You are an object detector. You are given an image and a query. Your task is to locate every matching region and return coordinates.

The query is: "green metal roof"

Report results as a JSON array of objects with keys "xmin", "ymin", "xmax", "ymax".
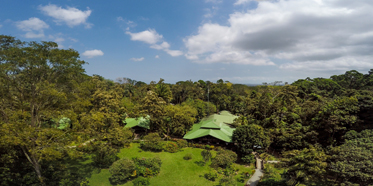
[
  {"xmin": 124, "ymin": 116, "xmax": 150, "ymax": 129},
  {"xmin": 183, "ymin": 110, "xmax": 237, "ymax": 143}
]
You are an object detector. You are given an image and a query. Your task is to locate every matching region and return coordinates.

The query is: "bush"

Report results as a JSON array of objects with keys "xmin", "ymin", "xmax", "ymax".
[
  {"xmin": 204, "ymin": 170, "xmax": 218, "ymax": 181},
  {"xmin": 201, "ymin": 149, "xmax": 212, "ymax": 164},
  {"xmin": 132, "ymin": 176, "xmax": 150, "ymax": 186},
  {"xmin": 133, "ymin": 157, "xmax": 162, "ymax": 177},
  {"xmin": 242, "ymin": 154, "xmax": 255, "ymax": 164},
  {"xmin": 109, "ymin": 158, "xmax": 136, "ymax": 184},
  {"xmin": 183, "ymin": 153, "xmax": 193, "ymax": 160},
  {"xmin": 165, "ymin": 142, "xmax": 179, "ymax": 153},
  {"xmin": 211, "ymin": 149, "xmax": 237, "ymax": 169},
  {"xmin": 92, "ymin": 142, "xmax": 119, "ymax": 168},
  {"xmin": 140, "ymin": 133, "xmax": 163, "ymax": 152},
  {"xmin": 219, "ymin": 176, "xmax": 236, "ymax": 186},
  {"xmin": 176, "ymin": 139, "xmax": 188, "ymax": 148}
]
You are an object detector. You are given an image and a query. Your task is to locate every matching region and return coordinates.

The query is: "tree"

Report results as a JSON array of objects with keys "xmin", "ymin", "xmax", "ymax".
[
  {"xmin": 109, "ymin": 158, "xmax": 136, "ymax": 184},
  {"xmin": 0, "ymin": 35, "xmax": 86, "ymax": 185},
  {"xmin": 328, "ymin": 130, "xmax": 373, "ymax": 185},
  {"xmin": 162, "ymin": 104, "xmax": 197, "ymax": 137},
  {"xmin": 282, "ymin": 146, "xmax": 328, "ymax": 186},
  {"xmin": 139, "ymin": 91, "xmax": 166, "ymax": 132},
  {"xmin": 155, "ymin": 78, "xmax": 172, "ymax": 103},
  {"xmin": 211, "ymin": 149, "xmax": 237, "ymax": 169},
  {"xmin": 232, "ymin": 124, "xmax": 271, "ymax": 154}
]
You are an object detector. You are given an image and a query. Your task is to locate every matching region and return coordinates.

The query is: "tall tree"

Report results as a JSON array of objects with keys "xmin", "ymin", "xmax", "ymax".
[{"xmin": 0, "ymin": 35, "xmax": 86, "ymax": 185}]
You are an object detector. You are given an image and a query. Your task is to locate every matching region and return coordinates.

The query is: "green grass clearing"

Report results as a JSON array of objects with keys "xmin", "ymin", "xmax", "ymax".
[{"xmin": 87, "ymin": 143, "xmax": 255, "ymax": 186}]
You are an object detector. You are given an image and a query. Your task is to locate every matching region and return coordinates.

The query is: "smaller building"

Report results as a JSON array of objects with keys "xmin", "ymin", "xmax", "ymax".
[
  {"xmin": 124, "ymin": 116, "xmax": 150, "ymax": 133},
  {"xmin": 183, "ymin": 111, "xmax": 238, "ymax": 143}
]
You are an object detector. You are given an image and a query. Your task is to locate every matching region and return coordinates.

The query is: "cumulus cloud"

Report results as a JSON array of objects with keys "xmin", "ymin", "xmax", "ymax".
[
  {"xmin": 39, "ymin": 4, "xmax": 92, "ymax": 28},
  {"xmin": 184, "ymin": 0, "xmax": 373, "ymax": 70},
  {"xmin": 82, "ymin": 50, "xmax": 104, "ymax": 58},
  {"xmin": 130, "ymin": 57, "xmax": 145, "ymax": 61},
  {"xmin": 126, "ymin": 29, "xmax": 162, "ymax": 44},
  {"xmin": 155, "ymin": 55, "xmax": 160, "ymax": 58},
  {"xmin": 16, "ymin": 17, "xmax": 49, "ymax": 38},
  {"xmin": 127, "ymin": 29, "xmax": 183, "ymax": 57}
]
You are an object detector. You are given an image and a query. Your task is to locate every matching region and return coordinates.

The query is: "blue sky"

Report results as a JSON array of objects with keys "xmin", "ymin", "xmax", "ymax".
[{"xmin": 1, "ymin": 0, "xmax": 373, "ymax": 84}]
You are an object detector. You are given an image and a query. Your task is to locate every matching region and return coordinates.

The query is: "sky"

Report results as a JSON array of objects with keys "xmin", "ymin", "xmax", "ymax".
[{"xmin": 1, "ymin": 0, "xmax": 373, "ymax": 84}]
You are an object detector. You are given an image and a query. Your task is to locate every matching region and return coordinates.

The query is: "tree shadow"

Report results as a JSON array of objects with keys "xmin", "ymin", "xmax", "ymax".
[
  {"xmin": 61, "ymin": 156, "xmax": 98, "ymax": 183},
  {"xmin": 194, "ymin": 160, "xmax": 206, "ymax": 166}
]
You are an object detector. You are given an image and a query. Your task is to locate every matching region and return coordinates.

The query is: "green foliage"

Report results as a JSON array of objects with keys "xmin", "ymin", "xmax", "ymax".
[
  {"xmin": 175, "ymin": 139, "xmax": 188, "ymax": 148},
  {"xmin": 219, "ymin": 175, "xmax": 236, "ymax": 186},
  {"xmin": 162, "ymin": 104, "xmax": 197, "ymax": 137},
  {"xmin": 132, "ymin": 157, "xmax": 162, "ymax": 177},
  {"xmin": 140, "ymin": 133, "xmax": 163, "ymax": 152},
  {"xmin": 204, "ymin": 169, "xmax": 218, "ymax": 181},
  {"xmin": 183, "ymin": 153, "xmax": 193, "ymax": 160},
  {"xmin": 282, "ymin": 146, "xmax": 328, "ymax": 186},
  {"xmin": 328, "ymin": 129, "xmax": 373, "ymax": 185},
  {"xmin": 241, "ymin": 154, "xmax": 256, "ymax": 164},
  {"xmin": 232, "ymin": 124, "xmax": 271, "ymax": 154},
  {"xmin": 92, "ymin": 142, "xmax": 119, "ymax": 168},
  {"xmin": 201, "ymin": 149, "xmax": 212, "ymax": 164},
  {"xmin": 182, "ymin": 98, "xmax": 217, "ymax": 121},
  {"xmin": 164, "ymin": 142, "xmax": 179, "ymax": 153},
  {"xmin": 132, "ymin": 176, "xmax": 150, "ymax": 186},
  {"xmin": 106, "ymin": 127, "xmax": 133, "ymax": 148},
  {"xmin": 109, "ymin": 158, "xmax": 136, "ymax": 184},
  {"xmin": 211, "ymin": 150, "xmax": 237, "ymax": 169}
]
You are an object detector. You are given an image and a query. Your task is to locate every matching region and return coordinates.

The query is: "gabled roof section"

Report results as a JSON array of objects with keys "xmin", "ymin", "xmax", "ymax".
[
  {"xmin": 124, "ymin": 116, "xmax": 150, "ymax": 129},
  {"xmin": 183, "ymin": 110, "xmax": 238, "ymax": 143}
]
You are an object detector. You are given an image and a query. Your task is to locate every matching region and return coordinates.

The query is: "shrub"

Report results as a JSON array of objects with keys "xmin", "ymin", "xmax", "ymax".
[
  {"xmin": 132, "ymin": 176, "xmax": 150, "ymax": 186},
  {"xmin": 92, "ymin": 142, "xmax": 119, "ymax": 168},
  {"xmin": 165, "ymin": 142, "xmax": 179, "ymax": 153},
  {"xmin": 183, "ymin": 153, "xmax": 193, "ymax": 160},
  {"xmin": 109, "ymin": 158, "xmax": 136, "ymax": 184},
  {"xmin": 201, "ymin": 149, "xmax": 212, "ymax": 164},
  {"xmin": 237, "ymin": 170, "xmax": 251, "ymax": 183},
  {"xmin": 242, "ymin": 154, "xmax": 255, "ymax": 164},
  {"xmin": 219, "ymin": 176, "xmax": 236, "ymax": 186},
  {"xmin": 205, "ymin": 145, "xmax": 211, "ymax": 150},
  {"xmin": 140, "ymin": 133, "xmax": 163, "ymax": 152},
  {"xmin": 133, "ymin": 157, "xmax": 162, "ymax": 177},
  {"xmin": 211, "ymin": 149, "xmax": 237, "ymax": 169},
  {"xmin": 176, "ymin": 139, "xmax": 188, "ymax": 148},
  {"xmin": 204, "ymin": 170, "xmax": 218, "ymax": 181}
]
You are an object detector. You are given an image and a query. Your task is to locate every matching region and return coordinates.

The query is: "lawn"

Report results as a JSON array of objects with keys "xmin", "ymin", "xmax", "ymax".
[{"xmin": 87, "ymin": 143, "xmax": 255, "ymax": 186}]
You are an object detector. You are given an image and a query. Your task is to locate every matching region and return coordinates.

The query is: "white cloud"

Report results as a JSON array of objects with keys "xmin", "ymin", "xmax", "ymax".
[
  {"xmin": 117, "ymin": 16, "xmax": 136, "ymax": 29},
  {"xmin": 16, "ymin": 17, "xmax": 49, "ymax": 38},
  {"xmin": 127, "ymin": 29, "xmax": 183, "ymax": 57},
  {"xmin": 0, "ymin": 24, "xmax": 3, "ymax": 28},
  {"xmin": 155, "ymin": 55, "xmax": 160, "ymax": 58},
  {"xmin": 126, "ymin": 29, "xmax": 162, "ymax": 44},
  {"xmin": 150, "ymin": 41, "xmax": 170, "ymax": 50},
  {"xmin": 164, "ymin": 49, "xmax": 183, "ymax": 57},
  {"xmin": 130, "ymin": 57, "xmax": 144, "ymax": 61},
  {"xmin": 184, "ymin": 0, "xmax": 373, "ymax": 70},
  {"xmin": 39, "ymin": 4, "xmax": 92, "ymax": 28},
  {"xmin": 82, "ymin": 50, "xmax": 104, "ymax": 58},
  {"xmin": 234, "ymin": 0, "xmax": 250, "ymax": 5}
]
